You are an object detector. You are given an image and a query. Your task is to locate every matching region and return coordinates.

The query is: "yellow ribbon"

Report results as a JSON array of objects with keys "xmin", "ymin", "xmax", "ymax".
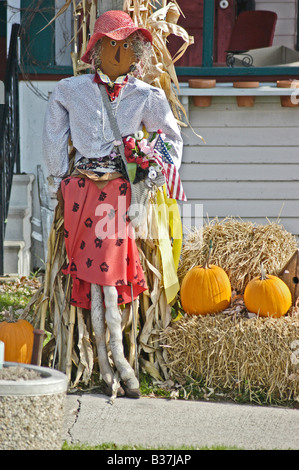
[{"xmin": 155, "ymin": 186, "xmax": 182, "ymax": 304}]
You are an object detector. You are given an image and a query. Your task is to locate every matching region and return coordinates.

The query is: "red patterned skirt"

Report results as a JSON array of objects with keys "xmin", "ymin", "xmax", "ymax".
[{"xmin": 61, "ymin": 176, "xmax": 147, "ymax": 309}]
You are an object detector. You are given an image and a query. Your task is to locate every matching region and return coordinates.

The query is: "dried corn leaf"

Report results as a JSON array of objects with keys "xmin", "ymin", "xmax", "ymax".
[
  {"xmin": 140, "ymin": 357, "xmax": 163, "ymax": 381},
  {"xmin": 73, "ymin": 307, "xmax": 94, "ymax": 386}
]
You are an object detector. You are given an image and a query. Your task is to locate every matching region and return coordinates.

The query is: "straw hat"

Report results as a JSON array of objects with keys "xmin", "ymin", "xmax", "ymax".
[{"xmin": 81, "ymin": 10, "xmax": 153, "ymax": 64}]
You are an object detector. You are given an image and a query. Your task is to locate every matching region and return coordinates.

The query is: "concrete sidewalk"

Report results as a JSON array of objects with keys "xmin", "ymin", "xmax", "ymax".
[{"xmin": 62, "ymin": 393, "xmax": 299, "ymax": 450}]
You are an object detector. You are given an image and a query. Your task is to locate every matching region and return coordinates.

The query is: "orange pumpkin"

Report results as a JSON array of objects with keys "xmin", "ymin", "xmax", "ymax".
[
  {"xmin": 0, "ymin": 316, "xmax": 34, "ymax": 364},
  {"xmin": 180, "ymin": 241, "xmax": 231, "ymax": 315},
  {"xmin": 244, "ymin": 264, "xmax": 292, "ymax": 318}
]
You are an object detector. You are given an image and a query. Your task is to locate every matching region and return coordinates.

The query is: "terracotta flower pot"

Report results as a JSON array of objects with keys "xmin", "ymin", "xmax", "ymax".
[
  {"xmin": 277, "ymin": 80, "xmax": 299, "ymax": 107},
  {"xmin": 188, "ymin": 79, "xmax": 216, "ymax": 107},
  {"xmin": 233, "ymin": 81, "xmax": 260, "ymax": 107}
]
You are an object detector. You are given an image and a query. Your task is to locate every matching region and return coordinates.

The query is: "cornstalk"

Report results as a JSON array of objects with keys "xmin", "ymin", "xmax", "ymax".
[
  {"xmin": 66, "ymin": 305, "xmax": 76, "ymax": 382},
  {"xmin": 33, "ymin": 0, "xmax": 190, "ymax": 384},
  {"xmin": 82, "ymin": 0, "xmax": 87, "ymax": 54}
]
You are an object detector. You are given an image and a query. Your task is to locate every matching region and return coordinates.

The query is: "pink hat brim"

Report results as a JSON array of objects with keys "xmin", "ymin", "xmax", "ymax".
[{"xmin": 80, "ymin": 27, "xmax": 152, "ymax": 64}]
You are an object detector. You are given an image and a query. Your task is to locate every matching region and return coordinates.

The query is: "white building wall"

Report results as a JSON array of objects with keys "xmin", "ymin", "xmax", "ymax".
[
  {"xmin": 255, "ymin": 0, "xmax": 297, "ymax": 49},
  {"xmin": 19, "ymin": 80, "xmax": 57, "ymax": 268},
  {"xmin": 180, "ymin": 95, "xmax": 299, "ymax": 236}
]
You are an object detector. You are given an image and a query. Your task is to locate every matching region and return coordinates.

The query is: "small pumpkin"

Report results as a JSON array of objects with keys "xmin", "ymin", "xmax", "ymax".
[
  {"xmin": 180, "ymin": 241, "xmax": 231, "ymax": 315},
  {"xmin": 244, "ymin": 264, "xmax": 292, "ymax": 318},
  {"xmin": 0, "ymin": 309, "xmax": 34, "ymax": 364}
]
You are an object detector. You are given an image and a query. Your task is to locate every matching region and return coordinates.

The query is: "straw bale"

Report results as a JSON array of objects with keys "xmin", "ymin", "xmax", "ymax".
[
  {"xmin": 178, "ymin": 217, "xmax": 298, "ymax": 293},
  {"xmin": 162, "ymin": 304, "xmax": 299, "ymax": 404}
]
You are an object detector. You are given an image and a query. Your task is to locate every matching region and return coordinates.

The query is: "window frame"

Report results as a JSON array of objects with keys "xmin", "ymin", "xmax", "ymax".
[
  {"xmin": 20, "ymin": 0, "xmax": 73, "ymax": 76},
  {"xmin": 20, "ymin": 0, "xmax": 299, "ymax": 78},
  {"xmin": 175, "ymin": 0, "xmax": 299, "ymax": 79}
]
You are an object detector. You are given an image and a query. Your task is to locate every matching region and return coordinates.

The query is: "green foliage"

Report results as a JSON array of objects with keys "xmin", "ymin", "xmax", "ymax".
[
  {"xmin": 0, "ymin": 277, "xmax": 40, "ymax": 320},
  {"xmin": 61, "ymin": 441, "xmax": 242, "ymax": 450}
]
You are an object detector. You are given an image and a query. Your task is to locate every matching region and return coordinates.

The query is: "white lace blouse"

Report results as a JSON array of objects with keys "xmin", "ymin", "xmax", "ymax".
[{"xmin": 43, "ymin": 74, "xmax": 183, "ymax": 194}]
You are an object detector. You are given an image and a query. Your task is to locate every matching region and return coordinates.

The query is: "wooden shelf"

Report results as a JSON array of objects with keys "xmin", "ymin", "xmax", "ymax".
[{"xmin": 178, "ymin": 82, "xmax": 299, "ymax": 96}]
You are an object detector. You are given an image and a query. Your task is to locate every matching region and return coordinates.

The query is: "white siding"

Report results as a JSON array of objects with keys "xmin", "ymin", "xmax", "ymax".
[
  {"xmin": 19, "ymin": 81, "xmax": 58, "ymax": 267},
  {"xmin": 255, "ymin": 0, "xmax": 297, "ymax": 49},
  {"xmin": 180, "ymin": 95, "xmax": 299, "ymax": 235}
]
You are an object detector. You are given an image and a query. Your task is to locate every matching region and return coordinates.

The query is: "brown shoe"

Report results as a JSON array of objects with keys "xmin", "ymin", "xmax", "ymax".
[{"xmin": 121, "ymin": 381, "xmax": 141, "ymax": 399}]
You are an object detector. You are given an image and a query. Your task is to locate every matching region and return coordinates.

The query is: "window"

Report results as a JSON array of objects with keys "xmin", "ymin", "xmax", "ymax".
[
  {"xmin": 170, "ymin": 0, "xmax": 299, "ymax": 80},
  {"xmin": 20, "ymin": 0, "xmax": 72, "ymax": 75}
]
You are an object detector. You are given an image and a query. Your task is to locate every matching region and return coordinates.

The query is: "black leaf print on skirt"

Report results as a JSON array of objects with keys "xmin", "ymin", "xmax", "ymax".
[
  {"xmin": 119, "ymin": 182, "xmax": 128, "ymax": 196},
  {"xmin": 115, "ymin": 239, "xmax": 124, "ymax": 247},
  {"xmin": 70, "ymin": 261, "xmax": 77, "ymax": 272},
  {"xmin": 123, "ymin": 211, "xmax": 131, "ymax": 223},
  {"xmin": 64, "ymin": 228, "xmax": 69, "ymax": 238},
  {"xmin": 78, "ymin": 178, "xmax": 86, "ymax": 188},
  {"xmin": 100, "ymin": 262, "xmax": 109, "ymax": 272},
  {"xmin": 86, "ymin": 258, "xmax": 93, "ymax": 268},
  {"xmin": 84, "ymin": 217, "xmax": 93, "ymax": 228},
  {"xmin": 72, "ymin": 202, "xmax": 80, "ymax": 212},
  {"xmin": 95, "ymin": 237, "xmax": 103, "ymax": 248},
  {"xmin": 115, "ymin": 279, "xmax": 125, "ymax": 285},
  {"xmin": 80, "ymin": 240, "xmax": 86, "ymax": 250},
  {"xmin": 98, "ymin": 191, "xmax": 107, "ymax": 202}
]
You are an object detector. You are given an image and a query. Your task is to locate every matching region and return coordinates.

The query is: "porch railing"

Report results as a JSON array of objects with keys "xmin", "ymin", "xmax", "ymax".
[{"xmin": 0, "ymin": 23, "xmax": 21, "ymax": 275}]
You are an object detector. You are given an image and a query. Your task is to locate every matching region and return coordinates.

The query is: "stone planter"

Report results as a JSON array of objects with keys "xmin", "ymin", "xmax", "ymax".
[
  {"xmin": 0, "ymin": 362, "xmax": 68, "ymax": 450},
  {"xmin": 233, "ymin": 81, "xmax": 260, "ymax": 107},
  {"xmin": 188, "ymin": 79, "xmax": 216, "ymax": 107},
  {"xmin": 277, "ymin": 80, "xmax": 299, "ymax": 107}
]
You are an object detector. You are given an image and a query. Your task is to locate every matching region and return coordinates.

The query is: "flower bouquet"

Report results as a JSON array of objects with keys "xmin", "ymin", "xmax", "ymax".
[{"xmin": 122, "ymin": 129, "xmax": 171, "ymax": 185}]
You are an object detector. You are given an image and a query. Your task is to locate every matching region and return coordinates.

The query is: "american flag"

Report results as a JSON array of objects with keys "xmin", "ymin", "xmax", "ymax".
[
  {"xmin": 154, "ymin": 134, "xmax": 174, "ymax": 164},
  {"xmin": 153, "ymin": 136, "xmax": 187, "ymax": 202},
  {"xmin": 164, "ymin": 161, "xmax": 187, "ymax": 202}
]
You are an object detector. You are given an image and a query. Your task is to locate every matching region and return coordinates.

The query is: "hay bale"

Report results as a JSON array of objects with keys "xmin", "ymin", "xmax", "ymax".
[
  {"xmin": 162, "ymin": 309, "xmax": 299, "ymax": 404},
  {"xmin": 178, "ymin": 217, "xmax": 298, "ymax": 293}
]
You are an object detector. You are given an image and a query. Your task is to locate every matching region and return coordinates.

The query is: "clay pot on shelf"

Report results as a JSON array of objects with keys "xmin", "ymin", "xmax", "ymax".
[
  {"xmin": 188, "ymin": 79, "xmax": 216, "ymax": 107},
  {"xmin": 233, "ymin": 81, "xmax": 260, "ymax": 107},
  {"xmin": 277, "ymin": 80, "xmax": 299, "ymax": 107}
]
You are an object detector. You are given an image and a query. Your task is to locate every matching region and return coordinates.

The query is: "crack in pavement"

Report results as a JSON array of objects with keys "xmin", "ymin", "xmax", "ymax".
[{"xmin": 66, "ymin": 395, "xmax": 82, "ymax": 444}]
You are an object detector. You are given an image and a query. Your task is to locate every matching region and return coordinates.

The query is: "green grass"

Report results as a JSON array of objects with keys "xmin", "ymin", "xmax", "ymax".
[
  {"xmin": 0, "ymin": 277, "xmax": 40, "ymax": 319},
  {"xmin": 0, "ymin": 291, "xmax": 31, "ymax": 312},
  {"xmin": 61, "ymin": 441, "xmax": 243, "ymax": 450}
]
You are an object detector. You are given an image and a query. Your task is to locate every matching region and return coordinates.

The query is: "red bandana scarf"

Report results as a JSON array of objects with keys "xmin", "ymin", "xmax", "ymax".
[{"xmin": 94, "ymin": 69, "xmax": 128, "ymax": 101}]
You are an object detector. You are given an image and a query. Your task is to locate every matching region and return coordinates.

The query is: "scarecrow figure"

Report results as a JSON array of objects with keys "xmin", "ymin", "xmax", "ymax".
[{"xmin": 43, "ymin": 10, "xmax": 183, "ymax": 398}]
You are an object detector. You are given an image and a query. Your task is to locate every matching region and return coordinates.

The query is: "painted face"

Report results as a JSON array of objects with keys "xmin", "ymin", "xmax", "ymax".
[{"xmin": 100, "ymin": 36, "xmax": 136, "ymax": 81}]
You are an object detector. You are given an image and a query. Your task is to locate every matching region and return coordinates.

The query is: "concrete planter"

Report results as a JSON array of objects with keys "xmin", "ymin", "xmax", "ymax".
[{"xmin": 0, "ymin": 362, "xmax": 68, "ymax": 450}]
